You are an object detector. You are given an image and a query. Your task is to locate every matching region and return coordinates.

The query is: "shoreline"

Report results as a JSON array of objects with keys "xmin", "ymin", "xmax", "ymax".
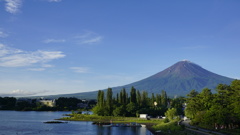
[
  {"xmin": 58, "ymin": 119, "xmax": 159, "ymax": 135},
  {"xmin": 57, "ymin": 115, "xmax": 163, "ymax": 135}
]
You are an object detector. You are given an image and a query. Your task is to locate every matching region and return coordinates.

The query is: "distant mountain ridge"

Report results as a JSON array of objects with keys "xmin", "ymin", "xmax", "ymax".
[{"xmin": 39, "ymin": 60, "xmax": 234, "ymax": 99}]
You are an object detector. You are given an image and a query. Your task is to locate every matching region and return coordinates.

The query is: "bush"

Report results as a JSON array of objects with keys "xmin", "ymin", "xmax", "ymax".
[
  {"xmin": 164, "ymin": 118, "xmax": 170, "ymax": 123},
  {"xmin": 152, "ymin": 120, "xmax": 183, "ymax": 133}
]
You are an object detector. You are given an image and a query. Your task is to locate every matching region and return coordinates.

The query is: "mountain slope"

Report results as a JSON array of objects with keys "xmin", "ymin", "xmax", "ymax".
[
  {"xmin": 40, "ymin": 61, "xmax": 234, "ymax": 99},
  {"xmin": 117, "ymin": 60, "xmax": 234, "ymax": 96}
]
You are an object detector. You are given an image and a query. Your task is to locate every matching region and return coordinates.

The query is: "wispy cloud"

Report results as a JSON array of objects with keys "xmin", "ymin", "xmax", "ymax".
[
  {"xmin": 43, "ymin": 39, "xmax": 66, "ymax": 43},
  {"xmin": 75, "ymin": 31, "xmax": 103, "ymax": 45},
  {"xmin": 4, "ymin": 0, "xmax": 62, "ymax": 14},
  {"xmin": 81, "ymin": 36, "xmax": 103, "ymax": 44},
  {"xmin": 0, "ymin": 31, "xmax": 8, "ymax": 38},
  {"xmin": 5, "ymin": 0, "xmax": 22, "ymax": 14},
  {"xmin": 28, "ymin": 68, "xmax": 46, "ymax": 71},
  {"xmin": 0, "ymin": 44, "xmax": 23, "ymax": 57},
  {"xmin": 48, "ymin": 0, "xmax": 62, "ymax": 2},
  {"xmin": 70, "ymin": 67, "xmax": 90, "ymax": 73},
  {"xmin": 0, "ymin": 43, "xmax": 65, "ymax": 67},
  {"xmin": 42, "ymin": 64, "xmax": 54, "ymax": 68},
  {"xmin": 0, "ymin": 89, "xmax": 49, "ymax": 97}
]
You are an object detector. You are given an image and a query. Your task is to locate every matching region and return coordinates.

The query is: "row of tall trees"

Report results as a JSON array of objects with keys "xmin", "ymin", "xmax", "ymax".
[
  {"xmin": 185, "ymin": 80, "xmax": 240, "ymax": 130},
  {"xmin": 93, "ymin": 87, "xmax": 185, "ymax": 117}
]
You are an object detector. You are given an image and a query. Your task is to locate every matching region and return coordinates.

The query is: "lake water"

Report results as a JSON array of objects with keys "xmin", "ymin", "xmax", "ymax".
[{"xmin": 0, "ymin": 111, "xmax": 152, "ymax": 135}]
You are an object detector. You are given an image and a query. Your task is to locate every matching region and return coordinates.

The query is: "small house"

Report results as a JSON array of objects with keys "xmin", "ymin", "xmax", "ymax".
[{"xmin": 139, "ymin": 114, "xmax": 148, "ymax": 119}]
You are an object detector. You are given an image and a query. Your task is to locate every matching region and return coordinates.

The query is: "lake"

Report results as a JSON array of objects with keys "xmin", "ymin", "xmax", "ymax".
[{"xmin": 0, "ymin": 111, "xmax": 152, "ymax": 135}]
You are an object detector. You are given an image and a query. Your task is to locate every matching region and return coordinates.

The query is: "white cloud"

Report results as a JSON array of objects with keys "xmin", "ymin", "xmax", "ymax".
[
  {"xmin": 0, "ymin": 44, "xmax": 65, "ymax": 67},
  {"xmin": 48, "ymin": 0, "xmax": 62, "ymax": 2},
  {"xmin": 27, "ymin": 64, "xmax": 54, "ymax": 71},
  {"xmin": 42, "ymin": 64, "xmax": 54, "ymax": 68},
  {"xmin": 0, "ymin": 43, "xmax": 23, "ymax": 57},
  {"xmin": 14, "ymin": 89, "xmax": 37, "ymax": 96},
  {"xmin": 75, "ymin": 31, "xmax": 103, "ymax": 45},
  {"xmin": 43, "ymin": 39, "xmax": 66, "ymax": 43},
  {"xmin": 0, "ymin": 31, "xmax": 8, "ymax": 38},
  {"xmin": 5, "ymin": 0, "xmax": 22, "ymax": 14},
  {"xmin": 0, "ymin": 89, "xmax": 49, "ymax": 97},
  {"xmin": 28, "ymin": 68, "xmax": 45, "ymax": 71},
  {"xmin": 81, "ymin": 36, "xmax": 103, "ymax": 44},
  {"xmin": 4, "ymin": 0, "xmax": 62, "ymax": 14},
  {"xmin": 70, "ymin": 67, "xmax": 90, "ymax": 73}
]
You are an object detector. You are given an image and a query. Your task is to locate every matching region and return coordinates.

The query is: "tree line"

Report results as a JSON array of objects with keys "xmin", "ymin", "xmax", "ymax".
[
  {"xmin": 92, "ymin": 87, "xmax": 185, "ymax": 117},
  {"xmin": 0, "ymin": 97, "xmax": 16, "ymax": 110},
  {"xmin": 0, "ymin": 97, "xmax": 95, "ymax": 111},
  {"xmin": 185, "ymin": 80, "xmax": 240, "ymax": 130}
]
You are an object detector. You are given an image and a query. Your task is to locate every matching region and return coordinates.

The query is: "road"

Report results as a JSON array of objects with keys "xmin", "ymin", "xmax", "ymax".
[{"xmin": 181, "ymin": 120, "xmax": 226, "ymax": 135}]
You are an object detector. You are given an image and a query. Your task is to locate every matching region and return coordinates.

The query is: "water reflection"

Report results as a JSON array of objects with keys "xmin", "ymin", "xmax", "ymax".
[
  {"xmin": 97, "ymin": 126, "xmax": 148, "ymax": 135},
  {"xmin": 0, "ymin": 111, "xmax": 150, "ymax": 135}
]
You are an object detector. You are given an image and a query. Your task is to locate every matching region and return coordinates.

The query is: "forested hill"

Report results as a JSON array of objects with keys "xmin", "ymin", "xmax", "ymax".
[{"xmin": 35, "ymin": 61, "xmax": 234, "ymax": 99}]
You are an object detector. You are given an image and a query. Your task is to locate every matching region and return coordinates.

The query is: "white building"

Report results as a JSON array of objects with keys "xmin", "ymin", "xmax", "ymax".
[
  {"xmin": 139, "ymin": 114, "xmax": 148, "ymax": 119},
  {"xmin": 38, "ymin": 99, "xmax": 56, "ymax": 107}
]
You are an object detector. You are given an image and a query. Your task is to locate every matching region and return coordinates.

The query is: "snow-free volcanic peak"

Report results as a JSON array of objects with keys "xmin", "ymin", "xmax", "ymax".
[
  {"xmin": 110, "ymin": 60, "xmax": 234, "ymax": 96},
  {"xmin": 40, "ymin": 61, "xmax": 234, "ymax": 99}
]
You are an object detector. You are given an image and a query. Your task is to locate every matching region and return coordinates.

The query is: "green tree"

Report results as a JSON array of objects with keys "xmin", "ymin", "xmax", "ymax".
[
  {"xmin": 156, "ymin": 94, "xmax": 161, "ymax": 107},
  {"xmin": 106, "ymin": 88, "xmax": 113, "ymax": 116},
  {"xmin": 94, "ymin": 90, "xmax": 105, "ymax": 116},
  {"xmin": 151, "ymin": 93, "xmax": 156, "ymax": 107},
  {"xmin": 116, "ymin": 93, "xmax": 119, "ymax": 104},
  {"xmin": 142, "ymin": 91, "xmax": 149, "ymax": 107},
  {"xmin": 0, "ymin": 97, "xmax": 16, "ymax": 110},
  {"xmin": 113, "ymin": 105, "xmax": 126, "ymax": 116},
  {"xmin": 187, "ymin": 89, "xmax": 198, "ymax": 98},
  {"xmin": 99, "ymin": 90, "xmax": 105, "ymax": 107},
  {"xmin": 185, "ymin": 90, "xmax": 200, "ymax": 119},
  {"xmin": 185, "ymin": 81, "xmax": 240, "ymax": 129},
  {"xmin": 165, "ymin": 108, "xmax": 178, "ymax": 121},
  {"xmin": 97, "ymin": 90, "xmax": 102, "ymax": 106},
  {"xmin": 92, "ymin": 105, "xmax": 106, "ymax": 116},
  {"xmin": 171, "ymin": 97, "xmax": 185, "ymax": 115},
  {"xmin": 136, "ymin": 90, "xmax": 141, "ymax": 107},
  {"xmin": 56, "ymin": 97, "xmax": 81, "ymax": 110},
  {"xmin": 161, "ymin": 90, "xmax": 168, "ymax": 108},
  {"xmin": 126, "ymin": 102, "xmax": 138, "ymax": 117},
  {"xmin": 230, "ymin": 80, "xmax": 240, "ymax": 120},
  {"xmin": 120, "ymin": 88, "xmax": 127, "ymax": 105},
  {"xmin": 120, "ymin": 90, "xmax": 123, "ymax": 104},
  {"xmin": 198, "ymin": 88, "xmax": 212, "ymax": 110},
  {"xmin": 130, "ymin": 87, "xmax": 137, "ymax": 103}
]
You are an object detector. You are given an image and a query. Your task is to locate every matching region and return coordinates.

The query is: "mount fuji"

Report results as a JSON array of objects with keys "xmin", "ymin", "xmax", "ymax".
[{"xmin": 41, "ymin": 60, "xmax": 234, "ymax": 99}]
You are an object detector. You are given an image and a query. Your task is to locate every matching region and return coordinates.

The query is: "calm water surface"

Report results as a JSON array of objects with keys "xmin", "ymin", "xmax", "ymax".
[{"xmin": 0, "ymin": 111, "xmax": 151, "ymax": 135}]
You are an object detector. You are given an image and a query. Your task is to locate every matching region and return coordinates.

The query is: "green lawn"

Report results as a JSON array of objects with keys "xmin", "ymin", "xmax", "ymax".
[
  {"xmin": 59, "ymin": 114, "xmax": 161, "ymax": 124},
  {"xmin": 59, "ymin": 114, "xmax": 184, "ymax": 134}
]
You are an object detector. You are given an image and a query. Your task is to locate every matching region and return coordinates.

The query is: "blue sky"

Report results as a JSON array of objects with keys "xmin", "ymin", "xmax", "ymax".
[{"xmin": 0, "ymin": 0, "xmax": 240, "ymax": 97}]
